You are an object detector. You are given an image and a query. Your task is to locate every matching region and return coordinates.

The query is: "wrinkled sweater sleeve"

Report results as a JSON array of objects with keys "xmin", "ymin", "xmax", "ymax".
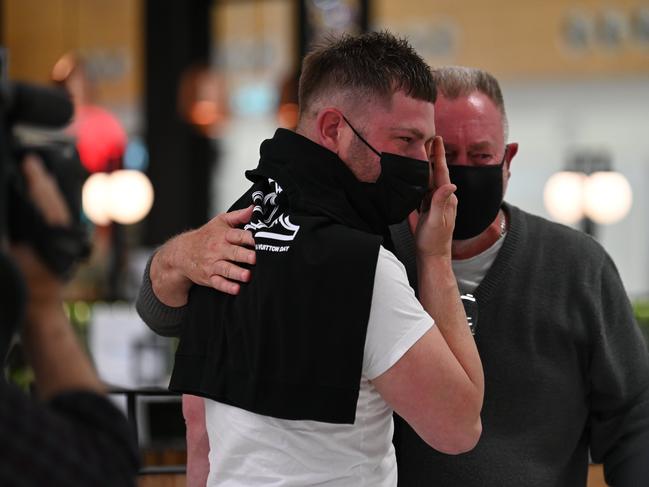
[
  {"xmin": 588, "ymin": 252, "xmax": 649, "ymax": 487},
  {"xmin": 135, "ymin": 252, "xmax": 187, "ymax": 337}
]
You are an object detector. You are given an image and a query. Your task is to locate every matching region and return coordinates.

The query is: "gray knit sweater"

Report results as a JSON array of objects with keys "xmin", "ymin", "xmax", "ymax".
[{"xmin": 392, "ymin": 204, "xmax": 649, "ymax": 487}]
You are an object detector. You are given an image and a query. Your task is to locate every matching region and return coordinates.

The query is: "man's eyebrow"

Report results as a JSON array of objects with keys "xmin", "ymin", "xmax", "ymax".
[
  {"xmin": 467, "ymin": 141, "xmax": 496, "ymax": 151},
  {"xmin": 389, "ymin": 127, "xmax": 429, "ymax": 139}
]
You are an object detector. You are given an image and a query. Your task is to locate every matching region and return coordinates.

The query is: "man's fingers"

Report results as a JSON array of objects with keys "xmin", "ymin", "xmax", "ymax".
[
  {"xmin": 222, "ymin": 205, "xmax": 255, "ymax": 227},
  {"xmin": 226, "ymin": 227, "xmax": 256, "ymax": 249},
  {"xmin": 209, "ymin": 275, "xmax": 241, "ymax": 295},
  {"xmin": 432, "ymin": 136, "xmax": 451, "ymax": 189},
  {"xmin": 407, "ymin": 210, "xmax": 419, "ymax": 235},
  {"xmin": 431, "ymin": 183, "xmax": 457, "ymax": 206},
  {"xmin": 209, "ymin": 260, "xmax": 253, "ymax": 294},
  {"xmin": 229, "ymin": 242, "xmax": 256, "ymax": 265},
  {"xmin": 212, "ymin": 261, "xmax": 251, "ymax": 284}
]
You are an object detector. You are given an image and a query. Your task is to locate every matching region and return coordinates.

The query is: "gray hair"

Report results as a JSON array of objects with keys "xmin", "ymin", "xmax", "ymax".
[{"xmin": 431, "ymin": 66, "xmax": 509, "ymax": 140}]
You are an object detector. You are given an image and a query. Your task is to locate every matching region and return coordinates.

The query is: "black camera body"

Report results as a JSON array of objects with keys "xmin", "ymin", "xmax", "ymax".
[
  {"xmin": 6, "ymin": 140, "xmax": 90, "ymax": 278},
  {"xmin": 0, "ymin": 50, "xmax": 91, "ymax": 360},
  {"xmin": 1, "ymin": 80, "xmax": 90, "ymax": 279}
]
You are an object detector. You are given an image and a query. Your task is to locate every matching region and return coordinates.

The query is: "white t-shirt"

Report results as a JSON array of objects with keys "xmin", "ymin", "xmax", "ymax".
[
  {"xmin": 452, "ymin": 233, "xmax": 506, "ymax": 294},
  {"xmin": 204, "ymin": 246, "xmax": 434, "ymax": 486}
]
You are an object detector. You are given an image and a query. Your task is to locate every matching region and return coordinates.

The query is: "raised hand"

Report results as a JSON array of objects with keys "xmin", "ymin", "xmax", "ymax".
[{"xmin": 409, "ymin": 136, "xmax": 457, "ymax": 260}]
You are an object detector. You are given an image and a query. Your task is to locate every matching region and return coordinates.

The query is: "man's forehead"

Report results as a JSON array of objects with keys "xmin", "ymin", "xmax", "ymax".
[
  {"xmin": 434, "ymin": 93, "xmax": 503, "ymax": 137},
  {"xmin": 435, "ymin": 93, "xmax": 501, "ymax": 121},
  {"xmin": 444, "ymin": 138, "xmax": 497, "ymax": 151},
  {"xmin": 369, "ymin": 92, "xmax": 434, "ymax": 128},
  {"xmin": 437, "ymin": 116, "xmax": 502, "ymax": 132}
]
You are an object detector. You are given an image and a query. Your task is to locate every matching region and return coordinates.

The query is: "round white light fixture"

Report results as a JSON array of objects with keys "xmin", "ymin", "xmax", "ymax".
[
  {"xmin": 544, "ymin": 170, "xmax": 632, "ymax": 226},
  {"xmin": 583, "ymin": 171, "xmax": 633, "ymax": 224},
  {"xmin": 82, "ymin": 172, "xmax": 112, "ymax": 226},
  {"xmin": 107, "ymin": 170, "xmax": 155, "ymax": 225},
  {"xmin": 543, "ymin": 171, "xmax": 587, "ymax": 224},
  {"xmin": 82, "ymin": 170, "xmax": 154, "ymax": 226}
]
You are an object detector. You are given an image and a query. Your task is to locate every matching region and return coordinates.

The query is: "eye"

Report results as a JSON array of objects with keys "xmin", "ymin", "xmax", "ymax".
[
  {"xmin": 399, "ymin": 136, "xmax": 413, "ymax": 143},
  {"xmin": 470, "ymin": 153, "xmax": 494, "ymax": 164}
]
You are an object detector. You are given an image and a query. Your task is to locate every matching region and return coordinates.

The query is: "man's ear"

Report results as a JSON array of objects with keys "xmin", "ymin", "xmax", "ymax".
[
  {"xmin": 315, "ymin": 108, "xmax": 345, "ymax": 153},
  {"xmin": 504, "ymin": 142, "xmax": 518, "ymax": 177}
]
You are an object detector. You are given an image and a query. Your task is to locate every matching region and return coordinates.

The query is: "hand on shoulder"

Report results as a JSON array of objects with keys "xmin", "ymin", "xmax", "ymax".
[{"xmin": 151, "ymin": 206, "xmax": 257, "ymax": 306}]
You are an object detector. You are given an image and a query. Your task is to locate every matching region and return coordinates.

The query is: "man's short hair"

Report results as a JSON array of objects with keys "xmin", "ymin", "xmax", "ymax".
[
  {"xmin": 298, "ymin": 31, "xmax": 436, "ymax": 119},
  {"xmin": 431, "ymin": 66, "xmax": 509, "ymax": 138}
]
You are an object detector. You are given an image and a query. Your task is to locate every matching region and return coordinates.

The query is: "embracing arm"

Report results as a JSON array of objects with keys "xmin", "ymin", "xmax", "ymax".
[{"xmin": 136, "ymin": 206, "xmax": 257, "ymax": 336}]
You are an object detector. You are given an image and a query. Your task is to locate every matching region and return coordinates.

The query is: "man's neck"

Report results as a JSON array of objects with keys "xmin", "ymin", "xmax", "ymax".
[{"xmin": 451, "ymin": 210, "xmax": 507, "ymax": 261}]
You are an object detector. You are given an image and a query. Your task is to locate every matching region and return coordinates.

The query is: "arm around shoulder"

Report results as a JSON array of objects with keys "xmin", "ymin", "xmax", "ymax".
[
  {"xmin": 136, "ymin": 251, "xmax": 188, "ymax": 337},
  {"xmin": 137, "ymin": 208, "xmax": 258, "ymax": 337}
]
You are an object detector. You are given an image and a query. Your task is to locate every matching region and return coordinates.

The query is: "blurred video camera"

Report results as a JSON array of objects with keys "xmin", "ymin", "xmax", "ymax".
[{"xmin": 0, "ymin": 48, "xmax": 90, "ymax": 280}]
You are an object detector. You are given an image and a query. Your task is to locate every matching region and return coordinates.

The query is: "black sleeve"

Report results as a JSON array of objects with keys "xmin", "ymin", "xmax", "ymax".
[
  {"xmin": 587, "ymin": 253, "xmax": 649, "ymax": 487},
  {"xmin": 0, "ymin": 382, "xmax": 139, "ymax": 486}
]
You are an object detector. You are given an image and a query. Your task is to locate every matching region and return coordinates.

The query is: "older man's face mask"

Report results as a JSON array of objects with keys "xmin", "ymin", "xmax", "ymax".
[{"xmin": 448, "ymin": 149, "xmax": 507, "ymax": 240}]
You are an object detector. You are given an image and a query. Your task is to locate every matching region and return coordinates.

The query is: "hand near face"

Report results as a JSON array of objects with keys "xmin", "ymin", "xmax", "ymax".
[{"xmin": 408, "ymin": 136, "xmax": 457, "ymax": 259}]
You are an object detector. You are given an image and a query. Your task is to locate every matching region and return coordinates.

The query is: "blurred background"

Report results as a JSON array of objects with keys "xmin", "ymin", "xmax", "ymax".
[{"xmin": 2, "ymin": 0, "xmax": 648, "ymax": 484}]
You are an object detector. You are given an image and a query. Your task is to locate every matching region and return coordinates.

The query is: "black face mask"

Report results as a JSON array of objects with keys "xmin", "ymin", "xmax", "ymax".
[
  {"xmin": 343, "ymin": 115, "xmax": 430, "ymax": 226},
  {"xmin": 448, "ymin": 150, "xmax": 506, "ymax": 240}
]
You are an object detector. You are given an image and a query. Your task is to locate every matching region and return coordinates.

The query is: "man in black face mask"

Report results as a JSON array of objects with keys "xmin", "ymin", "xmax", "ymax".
[
  {"xmin": 390, "ymin": 67, "xmax": 649, "ymax": 487},
  {"xmin": 136, "ymin": 33, "xmax": 483, "ymax": 485}
]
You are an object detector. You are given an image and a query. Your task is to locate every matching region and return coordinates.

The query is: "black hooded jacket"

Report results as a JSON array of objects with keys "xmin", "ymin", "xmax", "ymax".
[{"xmin": 169, "ymin": 129, "xmax": 389, "ymax": 424}]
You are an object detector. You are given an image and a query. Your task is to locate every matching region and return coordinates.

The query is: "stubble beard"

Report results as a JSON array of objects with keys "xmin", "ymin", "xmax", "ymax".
[{"xmin": 346, "ymin": 134, "xmax": 380, "ymax": 183}]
